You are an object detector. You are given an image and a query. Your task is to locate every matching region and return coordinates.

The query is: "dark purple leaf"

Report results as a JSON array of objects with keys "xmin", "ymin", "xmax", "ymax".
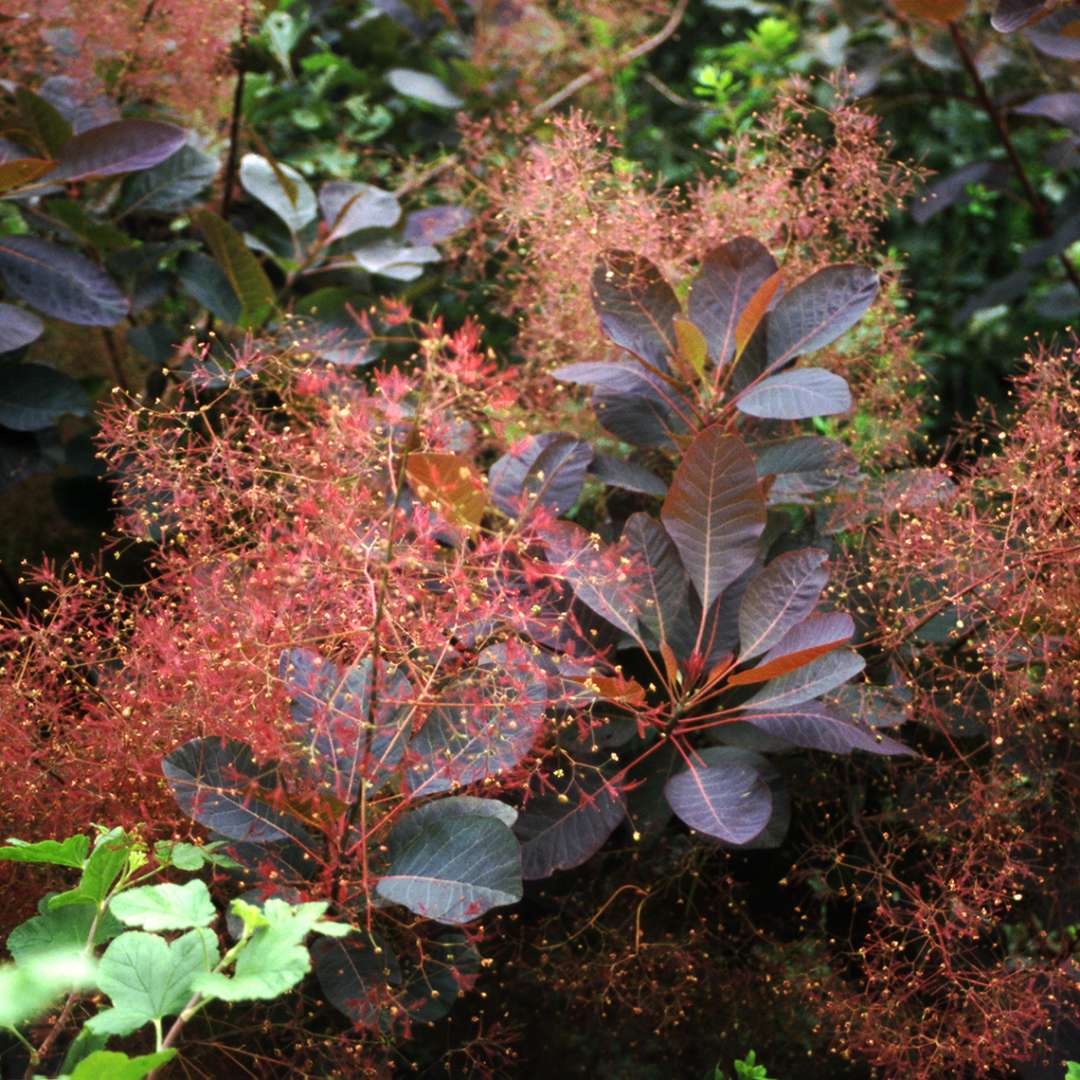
[
  {"xmin": 162, "ymin": 737, "xmax": 311, "ymax": 845},
  {"xmin": 911, "ymin": 161, "xmax": 1011, "ymax": 224},
  {"xmin": 553, "ymin": 360, "xmax": 695, "ymax": 447},
  {"xmin": 955, "ymin": 268, "xmax": 1034, "ymax": 324},
  {"xmin": 1014, "ymin": 92, "xmax": 1080, "ymax": 132},
  {"xmin": 0, "ymin": 364, "xmax": 89, "ymax": 431},
  {"xmin": 522, "ymin": 435, "xmax": 593, "ymax": 517},
  {"xmin": 319, "ymin": 180, "xmax": 401, "ymax": 241},
  {"xmin": 738, "ymin": 548, "xmax": 829, "ymax": 660},
  {"xmin": 52, "ymin": 120, "xmax": 187, "ymax": 181},
  {"xmin": 0, "ymin": 304, "xmax": 44, "ymax": 352},
  {"xmin": 0, "ymin": 236, "xmax": 128, "ymax": 326},
  {"xmin": 754, "ymin": 436, "xmax": 859, "ymax": 503},
  {"xmin": 993, "ymin": 0, "xmax": 1050, "ymax": 31},
  {"xmin": 1024, "ymin": 7, "xmax": 1080, "ymax": 57},
  {"xmin": 38, "ymin": 76, "xmax": 120, "ymax": 134},
  {"xmin": 591, "ymin": 250, "xmax": 681, "ymax": 371},
  {"xmin": 737, "ymin": 368, "xmax": 851, "ymax": 420},
  {"xmin": 401, "ymin": 931, "xmax": 480, "ymax": 1022},
  {"xmin": 405, "ymin": 667, "xmax": 545, "ymax": 797},
  {"xmin": 765, "ymin": 264, "xmax": 878, "ymax": 367},
  {"xmin": 664, "ymin": 748, "xmax": 772, "ymax": 844},
  {"xmin": 489, "ymin": 433, "xmax": 562, "ymax": 517},
  {"xmin": 119, "ymin": 144, "xmax": 219, "ymax": 216},
  {"xmin": 694, "ymin": 747, "xmax": 789, "ymax": 849},
  {"xmin": 742, "ymin": 648, "xmax": 865, "ymax": 710},
  {"xmin": 830, "ymin": 680, "xmax": 911, "ymax": 729},
  {"xmin": 279, "ymin": 649, "xmax": 413, "ymax": 798},
  {"xmin": 376, "ymin": 815, "xmax": 521, "ymax": 924},
  {"xmin": 661, "ymin": 427, "xmax": 766, "ymax": 612},
  {"xmin": 625, "ymin": 740, "xmax": 680, "ymax": 839},
  {"xmin": 541, "ymin": 519, "xmax": 643, "ymax": 640},
  {"xmin": 588, "ymin": 452, "xmax": 667, "ymax": 497},
  {"xmin": 313, "ymin": 933, "xmax": 401, "ymax": 1027},
  {"xmin": 1021, "ymin": 212, "xmax": 1080, "ymax": 268},
  {"xmin": 403, "ymin": 206, "xmax": 473, "ymax": 244},
  {"xmin": 740, "ymin": 702, "xmax": 912, "ymax": 756},
  {"xmin": 623, "ymin": 512, "xmax": 689, "ymax": 649},
  {"xmin": 515, "ymin": 776, "xmax": 625, "ymax": 879},
  {"xmin": 687, "ymin": 236, "xmax": 779, "ymax": 367}
]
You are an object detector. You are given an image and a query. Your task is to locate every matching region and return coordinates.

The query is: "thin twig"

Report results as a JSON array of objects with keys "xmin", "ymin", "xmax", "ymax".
[
  {"xmin": 530, "ymin": 0, "xmax": 689, "ymax": 119},
  {"xmin": 948, "ymin": 20, "xmax": 1080, "ymax": 299},
  {"xmin": 642, "ymin": 71, "xmax": 710, "ymax": 111}
]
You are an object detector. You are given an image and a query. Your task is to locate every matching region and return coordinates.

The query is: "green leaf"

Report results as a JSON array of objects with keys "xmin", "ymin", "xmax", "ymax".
[
  {"xmin": 14, "ymin": 86, "xmax": 72, "ymax": 156},
  {"xmin": 109, "ymin": 880, "xmax": 217, "ymax": 932},
  {"xmin": 154, "ymin": 840, "xmax": 240, "ymax": 872},
  {"xmin": 0, "ymin": 950, "xmax": 95, "ymax": 1028},
  {"xmin": 87, "ymin": 928, "xmax": 219, "ymax": 1036},
  {"xmin": 239, "ymin": 153, "xmax": 317, "ymax": 234},
  {"xmin": 0, "ymin": 835, "xmax": 89, "ymax": 868},
  {"xmin": 193, "ymin": 209, "xmax": 275, "ymax": 329},
  {"xmin": 48, "ymin": 829, "xmax": 131, "ymax": 911},
  {"xmin": 8, "ymin": 902, "xmax": 121, "ymax": 964},
  {"xmin": 59, "ymin": 1027, "xmax": 109, "ymax": 1076},
  {"xmin": 376, "ymin": 815, "xmax": 522, "ymax": 924},
  {"xmin": 69, "ymin": 1049, "xmax": 177, "ymax": 1080},
  {"xmin": 193, "ymin": 899, "xmax": 347, "ymax": 1001}
]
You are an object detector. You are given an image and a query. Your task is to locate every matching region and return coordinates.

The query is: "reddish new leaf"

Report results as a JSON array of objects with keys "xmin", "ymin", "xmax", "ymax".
[
  {"xmin": 406, "ymin": 451, "xmax": 488, "ymax": 529},
  {"xmin": 661, "ymin": 427, "xmax": 766, "ymax": 612},
  {"xmin": 729, "ymin": 612, "xmax": 854, "ymax": 685},
  {"xmin": 894, "ymin": 0, "xmax": 966, "ymax": 23},
  {"xmin": 0, "ymin": 158, "xmax": 56, "ymax": 193},
  {"xmin": 742, "ymin": 648, "xmax": 865, "ymax": 709},
  {"xmin": 734, "ymin": 269, "xmax": 784, "ymax": 358}
]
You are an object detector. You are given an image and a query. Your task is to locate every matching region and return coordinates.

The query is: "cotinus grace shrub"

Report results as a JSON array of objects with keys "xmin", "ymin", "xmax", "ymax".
[{"xmin": 0, "ymin": 242, "xmax": 908, "ymax": 1040}]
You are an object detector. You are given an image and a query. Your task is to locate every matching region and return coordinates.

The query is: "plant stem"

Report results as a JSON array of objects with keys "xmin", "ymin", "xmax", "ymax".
[
  {"xmin": 220, "ymin": 2, "xmax": 251, "ymax": 220},
  {"xmin": 948, "ymin": 20, "xmax": 1080, "ymax": 299},
  {"xmin": 530, "ymin": 0, "xmax": 689, "ymax": 119}
]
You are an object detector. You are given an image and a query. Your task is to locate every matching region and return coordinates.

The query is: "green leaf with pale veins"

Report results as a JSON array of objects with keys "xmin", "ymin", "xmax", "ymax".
[{"xmin": 109, "ymin": 880, "xmax": 217, "ymax": 932}]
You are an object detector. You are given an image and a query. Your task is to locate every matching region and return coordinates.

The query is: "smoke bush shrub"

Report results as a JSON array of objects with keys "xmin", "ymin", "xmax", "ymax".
[{"xmin": 0, "ymin": 250, "xmax": 905, "ymax": 1053}]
